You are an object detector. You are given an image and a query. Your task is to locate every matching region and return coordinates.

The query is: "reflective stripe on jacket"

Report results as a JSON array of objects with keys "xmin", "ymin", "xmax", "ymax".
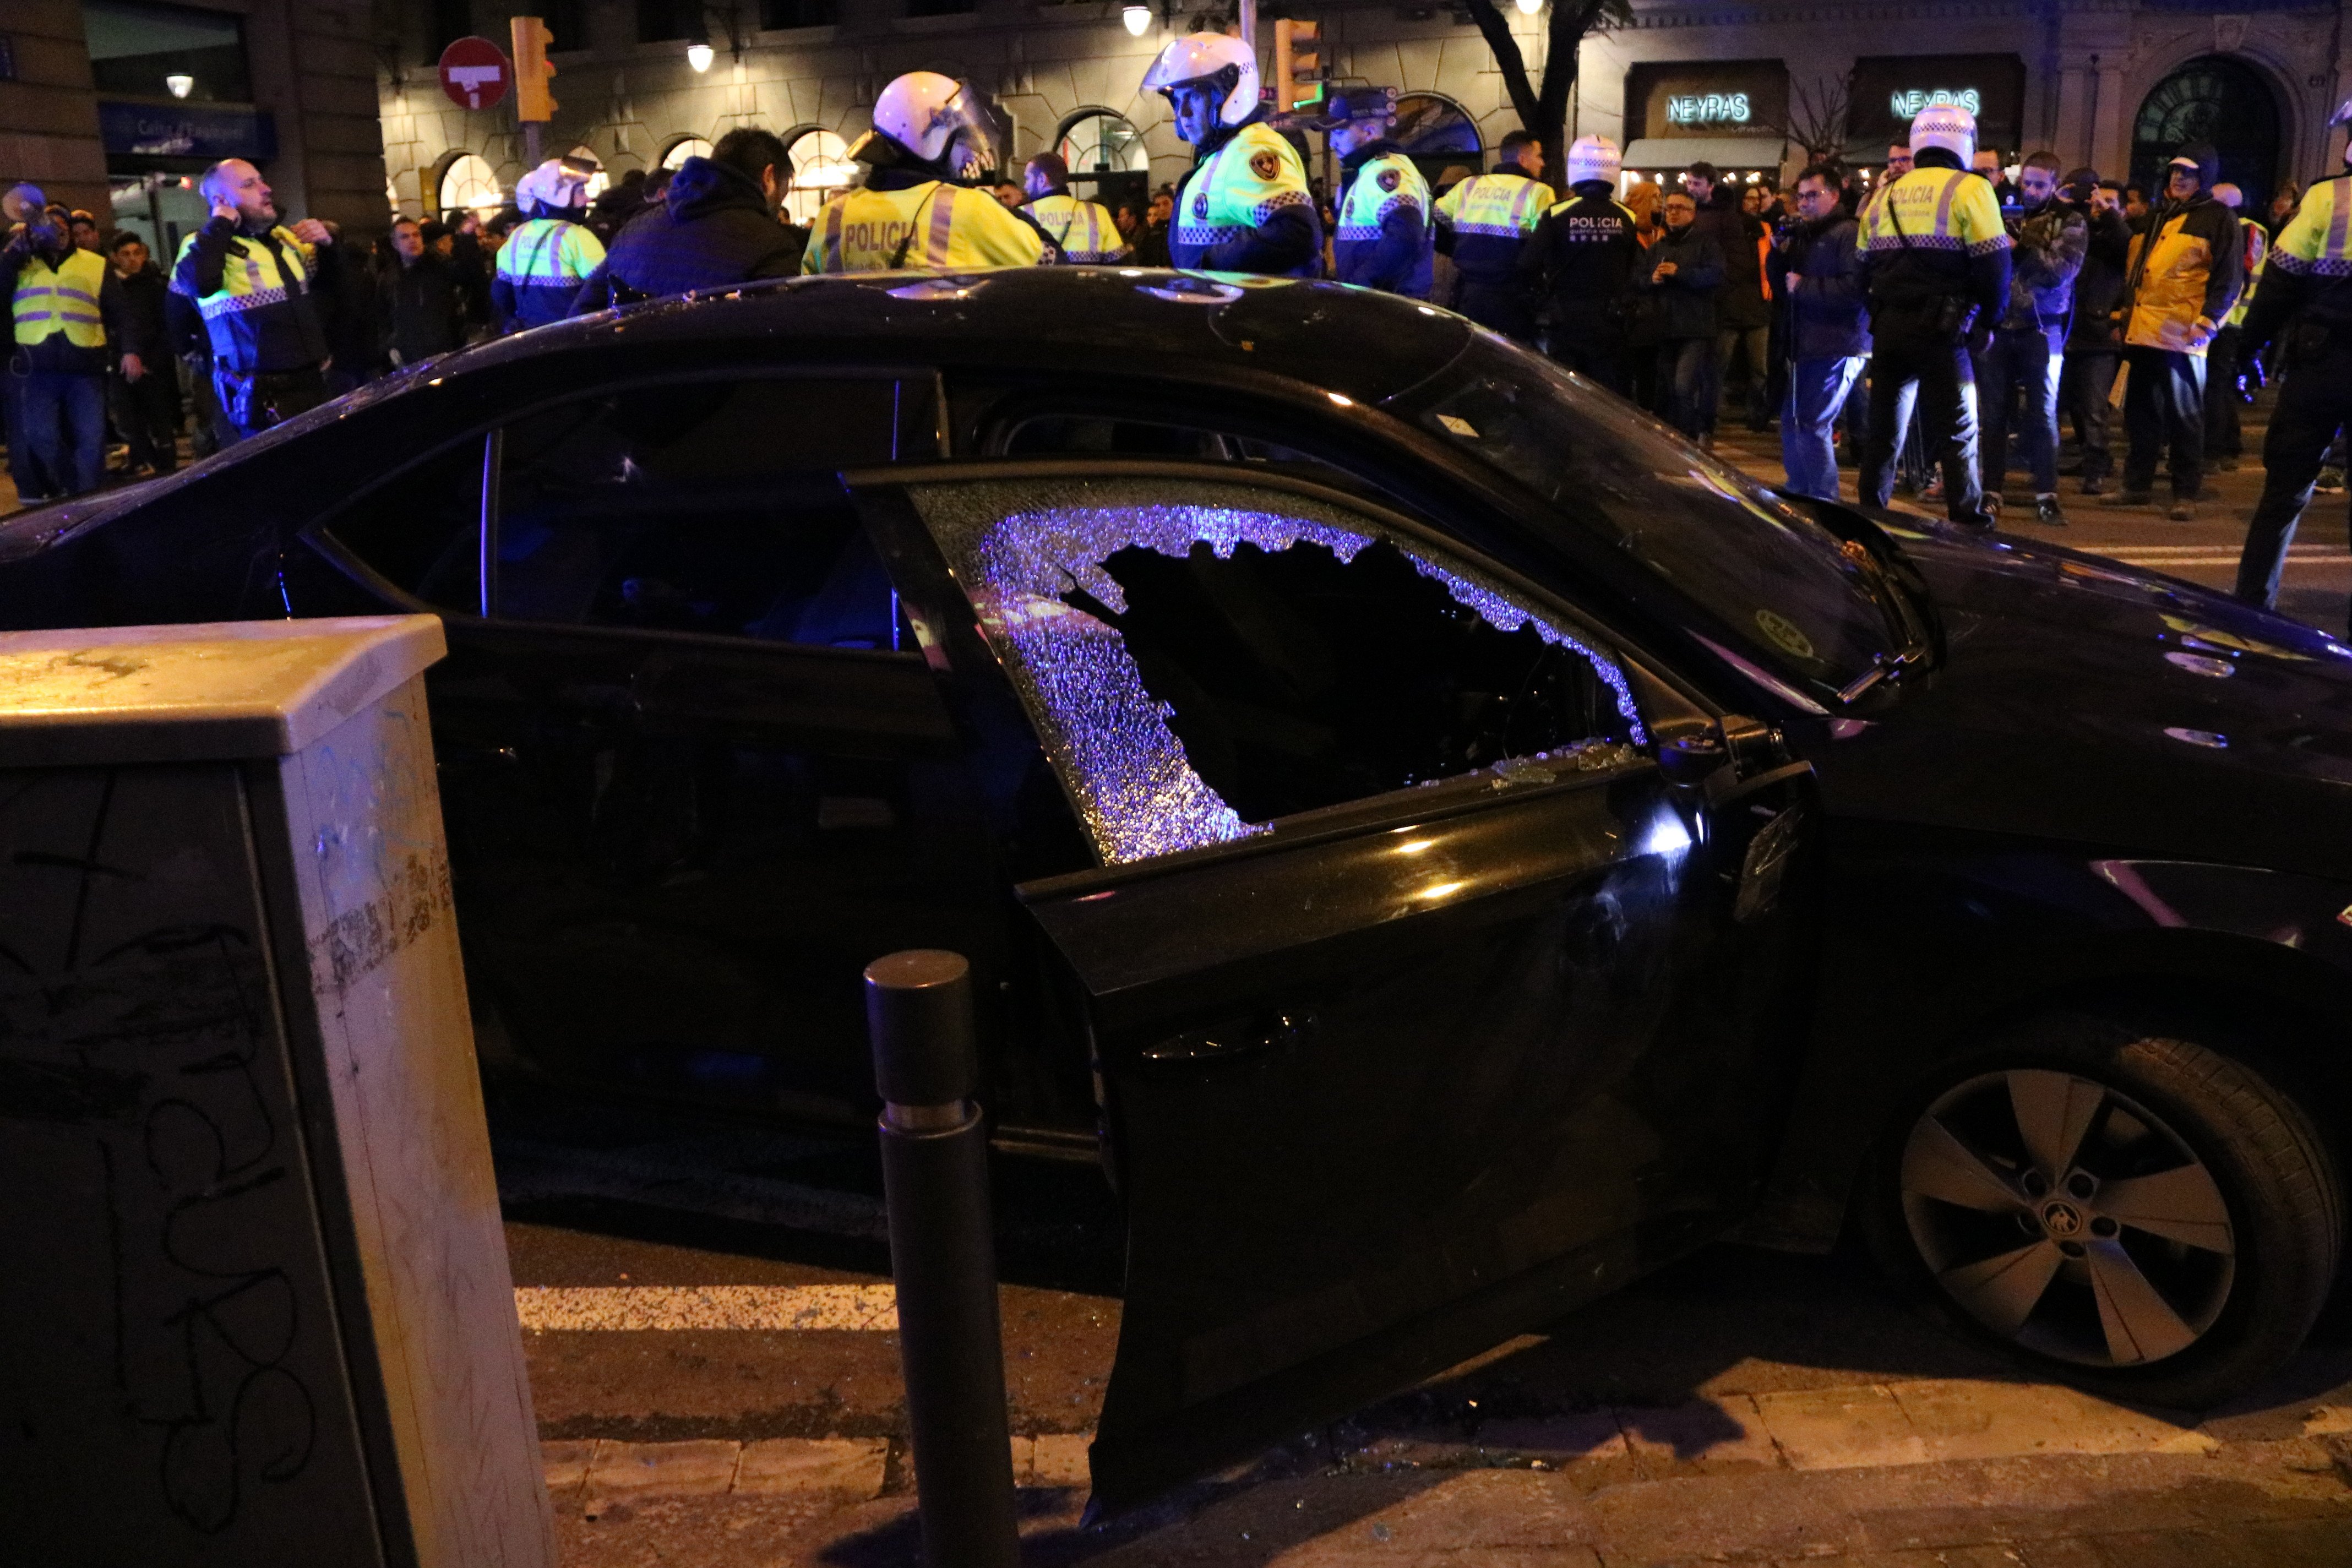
[
  {"xmin": 1028, "ymin": 194, "xmax": 1130, "ymax": 264},
  {"xmin": 1434, "ymin": 168, "xmax": 1546, "ymax": 281},
  {"xmin": 2227, "ymin": 222, "xmax": 2268, "ymax": 329},
  {"xmin": 171, "ymin": 222, "xmax": 327, "ymax": 375},
  {"xmin": 12, "ymin": 248, "xmax": 106, "ymax": 349},
  {"xmin": 2241, "ymin": 175, "xmax": 2352, "ymax": 346},
  {"xmin": 1170, "ymin": 122, "xmax": 1315, "ymax": 275},
  {"xmin": 495, "ymin": 217, "xmax": 606, "ymax": 330},
  {"xmin": 1335, "ymin": 151, "xmax": 1433, "ymax": 297},
  {"xmin": 803, "ymin": 183, "xmax": 1046, "ymax": 272}
]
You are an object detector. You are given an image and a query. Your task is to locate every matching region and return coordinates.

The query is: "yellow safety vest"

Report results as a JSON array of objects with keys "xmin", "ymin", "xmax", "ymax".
[
  {"xmin": 802, "ymin": 183, "xmax": 1046, "ymax": 273},
  {"xmin": 2264, "ymin": 177, "xmax": 2352, "ymax": 282},
  {"xmin": 2229, "ymin": 223, "xmax": 2268, "ymax": 329},
  {"xmin": 1026, "ymin": 193, "xmax": 1129, "ymax": 264},
  {"xmin": 1170, "ymin": 122, "xmax": 1314, "ymax": 273},
  {"xmin": 12, "ymin": 247, "xmax": 106, "ymax": 349},
  {"xmin": 1434, "ymin": 170, "xmax": 1547, "ymax": 241},
  {"xmin": 1854, "ymin": 166, "xmax": 2008, "ymax": 260}
]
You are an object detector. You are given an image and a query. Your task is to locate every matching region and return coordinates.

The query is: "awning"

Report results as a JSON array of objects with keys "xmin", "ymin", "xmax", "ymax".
[{"xmin": 1623, "ymin": 137, "xmax": 1787, "ymax": 174}]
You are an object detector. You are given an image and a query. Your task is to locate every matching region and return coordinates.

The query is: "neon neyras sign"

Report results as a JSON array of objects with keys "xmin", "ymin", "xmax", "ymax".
[
  {"xmin": 1667, "ymin": 92, "xmax": 1751, "ymax": 125},
  {"xmin": 1890, "ymin": 87, "xmax": 1981, "ymax": 120}
]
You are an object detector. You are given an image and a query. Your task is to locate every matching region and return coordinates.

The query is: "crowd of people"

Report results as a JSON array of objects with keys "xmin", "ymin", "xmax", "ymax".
[{"xmin": 8, "ymin": 39, "xmax": 2352, "ymax": 630}]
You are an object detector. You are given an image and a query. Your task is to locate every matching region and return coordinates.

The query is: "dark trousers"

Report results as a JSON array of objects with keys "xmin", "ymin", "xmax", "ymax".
[
  {"xmin": 2204, "ymin": 325, "xmax": 2244, "ymax": 460},
  {"xmin": 1862, "ymin": 329, "xmax": 1988, "ymax": 526},
  {"xmin": 1713, "ymin": 325, "xmax": 1770, "ymax": 433},
  {"xmin": 213, "ymin": 365, "xmax": 329, "ymax": 442},
  {"xmin": 1656, "ymin": 337, "xmax": 1714, "ymax": 439},
  {"xmin": 1455, "ymin": 276, "xmax": 1536, "ymax": 342},
  {"xmin": 2234, "ymin": 340, "xmax": 2352, "ymax": 623},
  {"xmin": 2121, "ymin": 345, "xmax": 2204, "ymax": 499},
  {"xmin": 14, "ymin": 369, "xmax": 106, "ymax": 497},
  {"xmin": 110, "ymin": 367, "xmax": 181, "ymax": 475},
  {"xmin": 1972, "ymin": 325, "xmax": 2063, "ymax": 497},
  {"xmin": 1550, "ymin": 307, "xmax": 1625, "ymax": 395},
  {"xmin": 2061, "ymin": 349, "xmax": 2120, "ymax": 481}
]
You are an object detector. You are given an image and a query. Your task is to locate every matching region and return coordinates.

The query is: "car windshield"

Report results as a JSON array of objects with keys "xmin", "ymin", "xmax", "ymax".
[{"xmin": 1389, "ymin": 340, "xmax": 1904, "ymax": 698}]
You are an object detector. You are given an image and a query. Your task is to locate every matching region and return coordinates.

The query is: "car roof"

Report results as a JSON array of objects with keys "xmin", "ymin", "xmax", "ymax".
[{"xmin": 444, "ymin": 268, "xmax": 1477, "ymax": 407}]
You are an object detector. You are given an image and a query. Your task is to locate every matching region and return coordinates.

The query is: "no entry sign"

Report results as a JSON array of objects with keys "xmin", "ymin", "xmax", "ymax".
[{"xmin": 439, "ymin": 36, "xmax": 511, "ymax": 111}]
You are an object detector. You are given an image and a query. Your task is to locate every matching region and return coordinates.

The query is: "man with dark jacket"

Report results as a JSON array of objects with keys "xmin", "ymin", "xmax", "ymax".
[
  {"xmin": 103, "ymin": 231, "xmax": 178, "ymax": 476},
  {"xmin": 1637, "ymin": 188, "xmax": 1725, "ymax": 439},
  {"xmin": 573, "ymin": 127, "xmax": 807, "ymax": 312},
  {"xmin": 1770, "ymin": 165, "xmax": 1868, "ymax": 499},
  {"xmin": 1687, "ymin": 161, "xmax": 1771, "ymax": 440},
  {"xmin": 2060, "ymin": 173, "xmax": 2131, "ymax": 494},
  {"xmin": 2106, "ymin": 142, "xmax": 2243, "ymax": 520},
  {"xmin": 1521, "ymin": 135, "xmax": 1640, "ymax": 391},
  {"xmin": 380, "ymin": 216, "xmax": 469, "ymax": 368},
  {"xmin": 1972, "ymin": 150, "xmax": 2087, "ymax": 525}
]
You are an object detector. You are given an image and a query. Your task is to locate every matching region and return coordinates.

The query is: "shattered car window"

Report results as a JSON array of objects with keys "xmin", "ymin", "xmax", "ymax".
[{"xmin": 909, "ymin": 476, "xmax": 1644, "ymax": 866}]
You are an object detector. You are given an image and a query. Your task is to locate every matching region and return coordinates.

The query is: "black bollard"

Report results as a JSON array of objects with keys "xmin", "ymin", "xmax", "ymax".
[{"xmin": 866, "ymin": 949, "xmax": 1022, "ymax": 1568}]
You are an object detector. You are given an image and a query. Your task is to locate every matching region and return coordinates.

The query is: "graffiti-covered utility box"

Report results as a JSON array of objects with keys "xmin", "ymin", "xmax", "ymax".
[{"xmin": 0, "ymin": 617, "xmax": 553, "ymax": 1568}]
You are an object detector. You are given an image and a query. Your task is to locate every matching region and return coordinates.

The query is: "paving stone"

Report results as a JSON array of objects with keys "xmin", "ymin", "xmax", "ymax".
[
  {"xmin": 540, "ymin": 1438, "xmax": 597, "ymax": 1495},
  {"xmin": 1887, "ymin": 1379, "xmax": 2214, "ymax": 1464},
  {"xmin": 1616, "ymin": 1396, "xmax": 1783, "ymax": 1474},
  {"xmin": 1476, "ymin": 1412, "xmax": 1629, "ymax": 1464},
  {"xmin": 1261, "ymin": 1470, "xmax": 1600, "ymax": 1561},
  {"xmin": 1758, "ymin": 1384, "xmax": 1932, "ymax": 1470},
  {"xmin": 733, "ymin": 1437, "xmax": 885, "ymax": 1500},
  {"xmin": 1031, "ymin": 1432, "xmax": 1092, "ymax": 1488},
  {"xmin": 584, "ymin": 1438, "xmax": 742, "ymax": 1500}
]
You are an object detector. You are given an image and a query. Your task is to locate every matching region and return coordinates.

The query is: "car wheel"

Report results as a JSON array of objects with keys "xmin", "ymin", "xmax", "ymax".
[{"xmin": 1871, "ymin": 1014, "xmax": 2341, "ymax": 1408}]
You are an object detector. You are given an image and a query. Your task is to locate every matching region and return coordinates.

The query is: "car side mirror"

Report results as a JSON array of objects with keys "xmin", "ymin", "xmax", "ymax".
[{"xmin": 1656, "ymin": 732, "xmax": 1728, "ymax": 787}]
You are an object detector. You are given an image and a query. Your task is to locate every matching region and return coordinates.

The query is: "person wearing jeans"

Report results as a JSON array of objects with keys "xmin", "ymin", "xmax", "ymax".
[
  {"xmin": 1, "ymin": 201, "xmax": 127, "ymax": 499},
  {"xmin": 1636, "ymin": 189, "xmax": 1723, "ymax": 439},
  {"xmin": 1970, "ymin": 153, "xmax": 2085, "ymax": 524},
  {"xmin": 1770, "ymin": 164, "xmax": 1869, "ymax": 499},
  {"xmin": 2059, "ymin": 176, "xmax": 2131, "ymax": 494}
]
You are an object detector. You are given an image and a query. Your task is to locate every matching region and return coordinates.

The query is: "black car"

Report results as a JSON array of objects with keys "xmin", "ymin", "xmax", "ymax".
[{"xmin": 8, "ymin": 269, "xmax": 2351, "ymax": 1507}]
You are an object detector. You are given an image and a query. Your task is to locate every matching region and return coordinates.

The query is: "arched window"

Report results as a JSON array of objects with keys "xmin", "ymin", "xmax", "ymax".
[
  {"xmin": 1392, "ymin": 94, "xmax": 1481, "ymax": 159},
  {"xmin": 2132, "ymin": 56, "xmax": 2280, "ymax": 214},
  {"xmin": 569, "ymin": 144, "xmax": 609, "ymax": 204},
  {"xmin": 783, "ymin": 128, "xmax": 856, "ymax": 226},
  {"xmin": 438, "ymin": 153, "xmax": 504, "ymax": 221},
  {"xmin": 1056, "ymin": 110, "xmax": 1148, "ymax": 177},
  {"xmin": 660, "ymin": 136, "xmax": 714, "ymax": 171}
]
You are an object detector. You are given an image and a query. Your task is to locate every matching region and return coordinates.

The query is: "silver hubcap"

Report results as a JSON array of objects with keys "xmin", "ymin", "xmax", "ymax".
[{"xmin": 1900, "ymin": 1069, "xmax": 2235, "ymax": 1368}]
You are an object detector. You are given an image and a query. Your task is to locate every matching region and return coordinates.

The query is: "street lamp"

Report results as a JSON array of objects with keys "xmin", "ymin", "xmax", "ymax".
[
  {"xmin": 687, "ymin": 40, "xmax": 715, "ymax": 72},
  {"xmin": 165, "ymin": 73, "xmax": 194, "ymax": 97},
  {"xmin": 1513, "ymin": 0, "xmax": 1538, "ymax": 14},
  {"xmin": 1121, "ymin": 3, "xmax": 1151, "ymax": 34}
]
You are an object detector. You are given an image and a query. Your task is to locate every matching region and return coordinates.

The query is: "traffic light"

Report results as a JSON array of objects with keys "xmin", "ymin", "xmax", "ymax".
[
  {"xmin": 1273, "ymin": 18, "xmax": 1324, "ymax": 113},
  {"xmin": 511, "ymin": 16, "xmax": 557, "ymax": 122}
]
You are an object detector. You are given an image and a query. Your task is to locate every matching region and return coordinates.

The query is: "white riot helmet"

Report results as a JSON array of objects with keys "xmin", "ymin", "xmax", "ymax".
[
  {"xmin": 1909, "ymin": 100, "xmax": 1977, "ymax": 165},
  {"xmin": 1142, "ymin": 32, "xmax": 1261, "ymax": 132},
  {"xmin": 515, "ymin": 156, "xmax": 596, "ymax": 216},
  {"xmin": 2333, "ymin": 94, "xmax": 2352, "ymax": 165},
  {"xmin": 859, "ymin": 70, "xmax": 1001, "ymax": 180},
  {"xmin": 1566, "ymin": 134, "xmax": 1621, "ymax": 188}
]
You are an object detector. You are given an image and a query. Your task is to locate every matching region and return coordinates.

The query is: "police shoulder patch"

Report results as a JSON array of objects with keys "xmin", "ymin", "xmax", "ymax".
[
  {"xmin": 1193, "ymin": 192, "xmax": 1210, "ymax": 220},
  {"xmin": 1250, "ymin": 150, "xmax": 1282, "ymax": 182},
  {"xmin": 1378, "ymin": 168, "xmax": 1402, "ymax": 193}
]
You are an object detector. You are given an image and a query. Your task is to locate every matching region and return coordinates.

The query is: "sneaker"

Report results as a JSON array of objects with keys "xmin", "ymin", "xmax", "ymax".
[
  {"xmin": 1923, "ymin": 475, "xmax": 1946, "ymax": 500},
  {"xmin": 2101, "ymin": 490, "xmax": 2155, "ymax": 507},
  {"xmin": 2169, "ymin": 498, "xmax": 2197, "ymax": 521},
  {"xmin": 2213, "ymin": 456, "xmax": 2240, "ymax": 473},
  {"xmin": 2081, "ymin": 475, "xmax": 2106, "ymax": 497},
  {"xmin": 2036, "ymin": 493, "xmax": 2067, "ymax": 526},
  {"xmin": 1981, "ymin": 493, "xmax": 2004, "ymax": 520},
  {"xmin": 2319, "ymin": 467, "xmax": 2348, "ymax": 496}
]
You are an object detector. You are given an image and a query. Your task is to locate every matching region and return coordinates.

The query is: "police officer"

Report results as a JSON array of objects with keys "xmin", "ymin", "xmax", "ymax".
[
  {"xmin": 494, "ymin": 156, "xmax": 606, "ymax": 333},
  {"xmin": 1320, "ymin": 88, "xmax": 1431, "ymax": 298},
  {"xmin": 1022, "ymin": 153, "xmax": 1130, "ymax": 264},
  {"xmin": 171, "ymin": 157, "xmax": 339, "ymax": 439},
  {"xmin": 802, "ymin": 72, "xmax": 1049, "ymax": 273},
  {"xmin": 1520, "ymin": 134, "xmax": 1639, "ymax": 390},
  {"xmin": 1434, "ymin": 129, "xmax": 1548, "ymax": 339},
  {"xmin": 1855, "ymin": 102, "xmax": 2012, "ymax": 529},
  {"xmin": 2234, "ymin": 99, "xmax": 2352, "ymax": 625},
  {"xmin": 1144, "ymin": 32, "xmax": 1321, "ymax": 276}
]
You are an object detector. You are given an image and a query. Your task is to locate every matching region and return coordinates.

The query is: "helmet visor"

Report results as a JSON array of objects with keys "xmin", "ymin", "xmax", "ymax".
[{"xmin": 938, "ymin": 81, "xmax": 1004, "ymax": 181}]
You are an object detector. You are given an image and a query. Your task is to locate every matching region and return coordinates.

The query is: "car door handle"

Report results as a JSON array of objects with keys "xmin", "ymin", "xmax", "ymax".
[
  {"xmin": 1140, "ymin": 1010, "xmax": 1317, "ymax": 1066},
  {"xmin": 1706, "ymin": 758, "xmax": 1815, "ymax": 810}
]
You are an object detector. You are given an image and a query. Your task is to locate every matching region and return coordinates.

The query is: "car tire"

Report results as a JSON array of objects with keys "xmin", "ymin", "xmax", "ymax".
[{"xmin": 1866, "ymin": 1012, "xmax": 2341, "ymax": 1409}]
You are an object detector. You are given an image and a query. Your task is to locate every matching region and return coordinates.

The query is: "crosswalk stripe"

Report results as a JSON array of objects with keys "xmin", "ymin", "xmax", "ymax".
[{"xmin": 515, "ymin": 1283, "xmax": 899, "ymax": 1331}]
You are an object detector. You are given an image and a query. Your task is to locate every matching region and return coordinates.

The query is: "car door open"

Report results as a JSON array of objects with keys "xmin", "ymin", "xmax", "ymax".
[{"xmin": 853, "ymin": 462, "xmax": 1818, "ymax": 1510}]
